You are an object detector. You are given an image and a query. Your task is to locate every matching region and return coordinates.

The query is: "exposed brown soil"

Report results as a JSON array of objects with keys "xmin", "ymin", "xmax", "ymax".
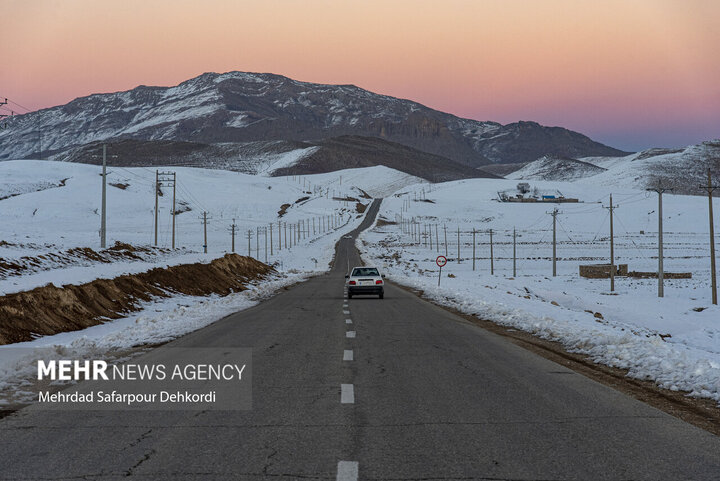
[
  {"xmin": 397, "ymin": 283, "xmax": 720, "ymax": 436},
  {"xmin": 277, "ymin": 203, "xmax": 291, "ymax": 217},
  {"xmin": 0, "ymin": 254, "xmax": 273, "ymax": 345},
  {"xmin": 356, "ymin": 202, "xmax": 367, "ymax": 214},
  {"xmin": 375, "ymin": 217, "xmax": 396, "ymax": 226}
]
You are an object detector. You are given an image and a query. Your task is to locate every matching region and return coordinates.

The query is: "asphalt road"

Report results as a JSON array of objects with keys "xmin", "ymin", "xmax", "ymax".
[{"xmin": 1, "ymin": 199, "xmax": 719, "ymax": 480}]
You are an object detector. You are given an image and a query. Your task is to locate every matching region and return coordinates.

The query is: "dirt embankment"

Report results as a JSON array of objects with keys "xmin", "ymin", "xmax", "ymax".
[{"xmin": 0, "ymin": 254, "xmax": 273, "ymax": 345}]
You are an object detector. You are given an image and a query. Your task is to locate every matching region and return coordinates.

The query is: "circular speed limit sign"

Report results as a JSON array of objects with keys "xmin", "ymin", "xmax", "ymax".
[{"xmin": 436, "ymin": 255, "xmax": 447, "ymax": 268}]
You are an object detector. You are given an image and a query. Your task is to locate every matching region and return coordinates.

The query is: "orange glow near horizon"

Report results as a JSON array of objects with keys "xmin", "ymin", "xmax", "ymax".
[{"xmin": 1, "ymin": 0, "xmax": 718, "ymax": 150}]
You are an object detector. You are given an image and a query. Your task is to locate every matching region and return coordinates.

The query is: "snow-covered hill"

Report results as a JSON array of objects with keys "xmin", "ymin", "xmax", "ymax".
[
  {"xmin": 0, "ymin": 160, "xmax": 422, "ymax": 295},
  {"xmin": 503, "ymin": 140, "xmax": 720, "ymax": 196},
  {"xmin": 506, "ymin": 155, "xmax": 606, "ymax": 181},
  {"xmin": 577, "ymin": 141, "xmax": 720, "ymax": 194}
]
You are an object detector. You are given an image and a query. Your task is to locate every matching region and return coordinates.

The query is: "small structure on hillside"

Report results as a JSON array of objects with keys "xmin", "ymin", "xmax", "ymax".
[{"xmin": 497, "ymin": 183, "xmax": 579, "ymax": 203}]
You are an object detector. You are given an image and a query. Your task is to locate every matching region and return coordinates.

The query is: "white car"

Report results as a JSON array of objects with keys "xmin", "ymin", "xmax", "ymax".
[{"xmin": 346, "ymin": 266, "xmax": 385, "ymax": 299}]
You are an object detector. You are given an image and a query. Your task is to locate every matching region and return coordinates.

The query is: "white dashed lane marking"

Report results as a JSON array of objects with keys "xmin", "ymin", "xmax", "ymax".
[
  {"xmin": 340, "ymin": 384, "xmax": 355, "ymax": 404},
  {"xmin": 343, "ymin": 350, "xmax": 353, "ymax": 361},
  {"xmin": 346, "ymin": 331, "xmax": 356, "ymax": 338},
  {"xmin": 343, "ymin": 310, "xmax": 350, "ymax": 315},
  {"xmin": 345, "ymin": 319, "xmax": 352, "ymax": 324},
  {"xmin": 336, "ymin": 461, "xmax": 359, "ymax": 481}
]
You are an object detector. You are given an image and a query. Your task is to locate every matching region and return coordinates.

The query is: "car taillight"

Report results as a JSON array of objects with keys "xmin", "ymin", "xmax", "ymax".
[
  {"xmin": 349, "ymin": 280, "xmax": 356, "ymax": 285},
  {"xmin": 375, "ymin": 280, "xmax": 383, "ymax": 284}
]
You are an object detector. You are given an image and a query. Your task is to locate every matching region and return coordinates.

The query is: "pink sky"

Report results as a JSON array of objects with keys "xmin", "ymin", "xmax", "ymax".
[{"xmin": 1, "ymin": 0, "xmax": 718, "ymax": 151}]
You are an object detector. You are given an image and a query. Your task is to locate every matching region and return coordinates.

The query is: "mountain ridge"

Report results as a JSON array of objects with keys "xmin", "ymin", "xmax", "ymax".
[{"xmin": 0, "ymin": 71, "xmax": 629, "ymax": 166}]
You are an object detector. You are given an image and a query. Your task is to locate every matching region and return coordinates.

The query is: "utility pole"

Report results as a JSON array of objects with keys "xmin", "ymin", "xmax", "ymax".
[
  {"xmin": 0, "ymin": 98, "xmax": 11, "ymax": 130},
  {"xmin": 472, "ymin": 228, "xmax": 476, "ymax": 271},
  {"xmin": 154, "ymin": 170, "xmax": 176, "ymax": 247},
  {"xmin": 647, "ymin": 185, "xmax": 671, "ymax": 297},
  {"xmin": 230, "ymin": 219, "xmax": 237, "ymax": 253},
  {"xmin": 549, "ymin": 208, "xmax": 560, "ymax": 276},
  {"xmin": 91, "ymin": 144, "xmax": 117, "ymax": 249},
  {"xmin": 429, "ymin": 224, "xmax": 433, "ymax": 250},
  {"xmin": 701, "ymin": 169, "xmax": 718, "ymax": 305},
  {"xmin": 264, "ymin": 226, "xmax": 268, "ymax": 263},
  {"xmin": 490, "ymin": 228, "xmax": 494, "ymax": 275},
  {"xmin": 270, "ymin": 223, "xmax": 274, "ymax": 256},
  {"xmin": 457, "ymin": 226, "xmax": 460, "ymax": 264},
  {"xmin": 100, "ymin": 144, "xmax": 107, "ymax": 248},
  {"xmin": 435, "ymin": 224, "xmax": 439, "ymax": 252},
  {"xmin": 171, "ymin": 172, "xmax": 176, "ymax": 249},
  {"xmin": 513, "ymin": 228, "xmax": 517, "ymax": 277},
  {"xmin": 444, "ymin": 225, "xmax": 448, "ymax": 257},
  {"xmin": 247, "ymin": 230, "xmax": 252, "ymax": 257},
  {"xmin": 603, "ymin": 195, "xmax": 618, "ymax": 291},
  {"xmin": 256, "ymin": 226, "xmax": 260, "ymax": 256},
  {"xmin": 154, "ymin": 170, "xmax": 159, "ymax": 246},
  {"xmin": 202, "ymin": 211, "xmax": 208, "ymax": 254}
]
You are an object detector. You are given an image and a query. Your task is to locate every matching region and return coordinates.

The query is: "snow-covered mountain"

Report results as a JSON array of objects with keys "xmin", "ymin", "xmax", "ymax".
[
  {"xmin": 0, "ymin": 71, "xmax": 627, "ymax": 167},
  {"xmin": 506, "ymin": 155, "xmax": 606, "ymax": 181}
]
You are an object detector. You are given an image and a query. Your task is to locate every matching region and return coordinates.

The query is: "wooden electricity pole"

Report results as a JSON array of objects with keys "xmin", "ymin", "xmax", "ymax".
[
  {"xmin": 230, "ymin": 219, "xmax": 237, "ymax": 253},
  {"xmin": 472, "ymin": 228, "xmax": 476, "ymax": 271},
  {"xmin": 513, "ymin": 228, "xmax": 517, "ymax": 277},
  {"xmin": 701, "ymin": 169, "xmax": 718, "ymax": 305},
  {"xmin": 457, "ymin": 226, "xmax": 460, "ymax": 264},
  {"xmin": 549, "ymin": 208, "xmax": 560, "ymax": 277},
  {"xmin": 154, "ymin": 170, "xmax": 159, "ymax": 246},
  {"xmin": 444, "ymin": 225, "xmax": 448, "ymax": 257},
  {"xmin": 603, "ymin": 195, "xmax": 618, "ymax": 291},
  {"xmin": 100, "ymin": 144, "xmax": 107, "ymax": 248},
  {"xmin": 489, "ymin": 228, "xmax": 494, "ymax": 275},
  {"xmin": 202, "ymin": 211, "xmax": 208, "ymax": 254},
  {"xmin": 154, "ymin": 170, "xmax": 176, "ymax": 247},
  {"xmin": 647, "ymin": 186, "xmax": 671, "ymax": 297},
  {"xmin": 171, "ymin": 172, "xmax": 176, "ymax": 249}
]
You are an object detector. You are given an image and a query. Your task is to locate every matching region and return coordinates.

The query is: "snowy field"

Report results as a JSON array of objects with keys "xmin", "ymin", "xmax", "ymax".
[
  {"xmin": 0, "ymin": 160, "xmax": 422, "ymax": 400},
  {"xmin": 0, "ymin": 160, "xmax": 421, "ymax": 295},
  {"xmin": 358, "ymin": 177, "xmax": 720, "ymax": 404}
]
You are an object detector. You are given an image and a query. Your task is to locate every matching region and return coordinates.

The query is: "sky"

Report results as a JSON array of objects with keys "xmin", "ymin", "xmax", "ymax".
[{"xmin": 1, "ymin": 0, "xmax": 718, "ymax": 152}]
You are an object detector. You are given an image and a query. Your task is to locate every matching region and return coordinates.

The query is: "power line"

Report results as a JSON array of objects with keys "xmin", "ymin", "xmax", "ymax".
[{"xmin": 0, "ymin": 96, "xmax": 32, "ymax": 113}]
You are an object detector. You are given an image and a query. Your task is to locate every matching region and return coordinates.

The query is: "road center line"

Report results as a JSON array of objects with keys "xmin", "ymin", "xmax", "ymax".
[
  {"xmin": 345, "ymin": 318, "xmax": 352, "ymax": 324},
  {"xmin": 336, "ymin": 461, "xmax": 359, "ymax": 481},
  {"xmin": 340, "ymin": 384, "xmax": 355, "ymax": 404},
  {"xmin": 346, "ymin": 331, "xmax": 356, "ymax": 338},
  {"xmin": 343, "ymin": 350, "xmax": 353, "ymax": 361},
  {"xmin": 343, "ymin": 310, "xmax": 350, "ymax": 315}
]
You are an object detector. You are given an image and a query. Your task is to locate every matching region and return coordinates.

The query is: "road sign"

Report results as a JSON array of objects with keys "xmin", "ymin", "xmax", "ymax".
[{"xmin": 436, "ymin": 255, "xmax": 447, "ymax": 286}]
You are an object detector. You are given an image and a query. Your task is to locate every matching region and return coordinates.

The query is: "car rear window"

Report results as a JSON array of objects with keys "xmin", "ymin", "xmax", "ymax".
[{"xmin": 352, "ymin": 268, "xmax": 379, "ymax": 276}]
